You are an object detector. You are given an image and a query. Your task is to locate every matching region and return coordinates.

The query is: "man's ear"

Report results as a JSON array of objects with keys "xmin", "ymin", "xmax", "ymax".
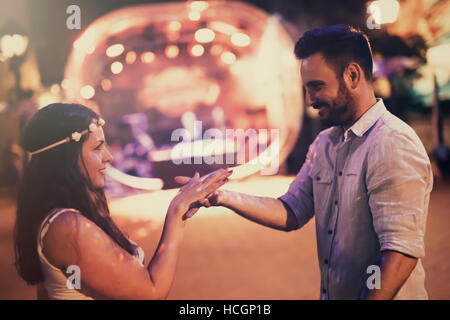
[{"xmin": 344, "ymin": 63, "xmax": 362, "ymax": 90}]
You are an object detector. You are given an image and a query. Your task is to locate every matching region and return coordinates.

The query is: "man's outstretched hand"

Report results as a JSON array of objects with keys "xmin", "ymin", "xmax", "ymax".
[{"xmin": 174, "ymin": 169, "xmax": 231, "ymax": 216}]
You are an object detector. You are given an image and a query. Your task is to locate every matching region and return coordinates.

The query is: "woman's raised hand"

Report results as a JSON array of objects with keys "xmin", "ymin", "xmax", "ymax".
[{"xmin": 168, "ymin": 168, "xmax": 232, "ymax": 220}]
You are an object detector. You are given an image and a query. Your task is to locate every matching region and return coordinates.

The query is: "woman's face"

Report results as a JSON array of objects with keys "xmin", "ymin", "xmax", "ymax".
[{"xmin": 78, "ymin": 125, "xmax": 113, "ymax": 189}]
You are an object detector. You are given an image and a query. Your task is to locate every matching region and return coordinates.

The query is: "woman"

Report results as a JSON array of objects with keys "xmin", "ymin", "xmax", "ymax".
[{"xmin": 14, "ymin": 103, "xmax": 231, "ymax": 299}]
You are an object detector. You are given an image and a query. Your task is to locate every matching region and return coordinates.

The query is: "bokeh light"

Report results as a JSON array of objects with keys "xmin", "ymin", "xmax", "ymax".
[{"xmin": 80, "ymin": 85, "xmax": 95, "ymax": 99}]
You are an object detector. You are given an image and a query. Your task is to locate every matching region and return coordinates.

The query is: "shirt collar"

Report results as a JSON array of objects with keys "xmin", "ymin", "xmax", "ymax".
[
  {"xmin": 344, "ymin": 98, "xmax": 387, "ymax": 142},
  {"xmin": 329, "ymin": 126, "xmax": 344, "ymax": 144}
]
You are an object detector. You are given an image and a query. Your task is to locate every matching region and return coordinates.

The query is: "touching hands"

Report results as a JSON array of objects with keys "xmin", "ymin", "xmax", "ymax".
[{"xmin": 168, "ymin": 168, "xmax": 232, "ymax": 220}]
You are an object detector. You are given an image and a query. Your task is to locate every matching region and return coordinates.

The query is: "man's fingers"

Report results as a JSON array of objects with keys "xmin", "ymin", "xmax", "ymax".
[
  {"xmin": 199, "ymin": 198, "xmax": 211, "ymax": 208},
  {"xmin": 206, "ymin": 191, "xmax": 220, "ymax": 205}
]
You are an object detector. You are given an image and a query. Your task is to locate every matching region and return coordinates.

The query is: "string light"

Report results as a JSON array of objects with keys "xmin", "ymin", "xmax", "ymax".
[
  {"xmin": 111, "ymin": 61, "xmax": 123, "ymax": 74},
  {"xmin": 167, "ymin": 21, "xmax": 182, "ymax": 33},
  {"xmin": 141, "ymin": 51, "xmax": 155, "ymax": 63},
  {"xmin": 101, "ymin": 79, "xmax": 112, "ymax": 91},
  {"xmin": 190, "ymin": 44, "xmax": 204, "ymax": 57},
  {"xmin": 165, "ymin": 45, "xmax": 179, "ymax": 59},
  {"xmin": 209, "ymin": 21, "xmax": 239, "ymax": 35},
  {"xmin": 106, "ymin": 44, "xmax": 124, "ymax": 57},
  {"xmin": 195, "ymin": 28, "xmax": 215, "ymax": 43},
  {"xmin": 221, "ymin": 51, "xmax": 236, "ymax": 65},
  {"xmin": 61, "ymin": 79, "xmax": 70, "ymax": 90},
  {"xmin": 188, "ymin": 1, "xmax": 208, "ymax": 12},
  {"xmin": 210, "ymin": 44, "xmax": 223, "ymax": 56},
  {"xmin": 0, "ymin": 34, "xmax": 29, "ymax": 58},
  {"xmin": 80, "ymin": 85, "xmax": 95, "ymax": 99},
  {"xmin": 125, "ymin": 51, "xmax": 137, "ymax": 64},
  {"xmin": 231, "ymin": 33, "xmax": 251, "ymax": 47},
  {"xmin": 188, "ymin": 11, "xmax": 201, "ymax": 21}
]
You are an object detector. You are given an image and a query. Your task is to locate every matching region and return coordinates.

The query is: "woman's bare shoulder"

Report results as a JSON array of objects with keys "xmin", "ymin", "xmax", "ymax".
[
  {"xmin": 42, "ymin": 209, "xmax": 101, "ymax": 268},
  {"xmin": 43, "ymin": 209, "xmax": 153, "ymax": 299}
]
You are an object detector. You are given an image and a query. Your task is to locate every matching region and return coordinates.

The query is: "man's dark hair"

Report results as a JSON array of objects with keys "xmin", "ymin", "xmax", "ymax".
[{"xmin": 294, "ymin": 25, "xmax": 373, "ymax": 81}]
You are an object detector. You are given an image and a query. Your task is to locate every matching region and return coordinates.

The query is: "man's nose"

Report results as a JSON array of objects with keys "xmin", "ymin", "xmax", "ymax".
[{"xmin": 304, "ymin": 90, "xmax": 315, "ymax": 107}]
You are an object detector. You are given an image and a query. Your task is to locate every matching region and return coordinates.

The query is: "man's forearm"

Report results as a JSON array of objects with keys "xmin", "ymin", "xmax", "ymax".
[
  {"xmin": 360, "ymin": 250, "xmax": 418, "ymax": 300},
  {"xmin": 219, "ymin": 190, "xmax": 298, "ymax": 231}
]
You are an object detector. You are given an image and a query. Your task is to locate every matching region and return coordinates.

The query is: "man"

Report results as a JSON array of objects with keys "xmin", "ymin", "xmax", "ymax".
[{"xmin": 177, "ymin": 25, "xmax": 432, "ymax": 299}]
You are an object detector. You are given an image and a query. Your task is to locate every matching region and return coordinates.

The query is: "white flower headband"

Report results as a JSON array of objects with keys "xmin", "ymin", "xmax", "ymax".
[{"xmin": 30, "ymin": 118, "xmax": 105, "ymax": 156}]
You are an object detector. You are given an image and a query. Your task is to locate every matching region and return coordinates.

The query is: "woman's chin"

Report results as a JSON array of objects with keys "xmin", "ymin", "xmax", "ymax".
[{"xmin": 93, "ymin": 179, "xmax": 105, "ymax": 189}]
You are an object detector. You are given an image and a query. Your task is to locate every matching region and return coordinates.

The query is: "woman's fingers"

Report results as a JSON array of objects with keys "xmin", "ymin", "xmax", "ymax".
[
  {"xmin": 177, "ymin": 174, "xmax": 228, "ymax": 220},
  {"xmin": 175, "ymin": 167, "xmax": 231, "ymax": 186},
  {"xmin": 174, "ymin": 169, "xmax": 230, "ymax": 216},
  {"xmin": 179, "ymin": 172, "xmax": 200, "ymax": 191},
  {"xmin": 183, "ymin": 194, "xmax": 214, "ymax": 219},
  {"xmin": 192, "ymin": 171, "xmax": 200, "ymax": 180},
  {"xmin": 201, "ymin": 177, "xmax": 228, "ymax": 197},
  {"xmin": 174, "ymin": 172, "xmax": 218, "ymax": 188},
  {"xmin": 183, "ymin": 207, "xmax": 199, "ymax": 220},
  {"xmin": 174, "ymin": 176, "xmax": 190, "ymax": 185},
  {"xmin": 201, "ymin": 169, "xmax": 232, "ymax": 189}
]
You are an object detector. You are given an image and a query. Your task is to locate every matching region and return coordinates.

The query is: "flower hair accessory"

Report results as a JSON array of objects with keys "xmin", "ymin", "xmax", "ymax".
[
  {"xmin": 30, "ymin": 118, "xmax": 106, "ymax": 156},
  {"xmin": 89, "ymin": 118, "xmax": 104, "ymax": 132},
  {"xmin": 71, "ymin": 132, "xmax": 82, "ymax": 142}
]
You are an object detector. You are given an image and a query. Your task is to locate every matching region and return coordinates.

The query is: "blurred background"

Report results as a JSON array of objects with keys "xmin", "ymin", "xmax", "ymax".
[{"xmin": 0, "ymin": 0, "xmax": 449, "ymax": 299}]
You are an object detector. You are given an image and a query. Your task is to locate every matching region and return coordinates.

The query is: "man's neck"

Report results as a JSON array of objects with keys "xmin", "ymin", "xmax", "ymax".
[{"xmin": 343, "ymin": 93, "xmax": 377, "ymax": 131}]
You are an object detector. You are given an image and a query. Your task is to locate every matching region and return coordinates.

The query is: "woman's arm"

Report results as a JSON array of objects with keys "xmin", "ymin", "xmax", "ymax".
[
  {"xmin": 42, "ymin": 169, "xmax": 231, "ymax": 299},
  {"xmin": 36, "ymin": 283, "xmax": 49, "ymax": 300}
]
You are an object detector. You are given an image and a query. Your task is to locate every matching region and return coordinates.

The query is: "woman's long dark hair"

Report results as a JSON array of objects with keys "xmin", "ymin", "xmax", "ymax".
[{"xmin": 14, "ymin": 103, "xmax": 136, "ymax": 285}]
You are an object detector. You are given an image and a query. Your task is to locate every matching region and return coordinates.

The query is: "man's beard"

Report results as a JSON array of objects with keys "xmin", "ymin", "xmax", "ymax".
[{"xmin": 317, "ymin": 80, "xmax": 355, "ymax": 128}]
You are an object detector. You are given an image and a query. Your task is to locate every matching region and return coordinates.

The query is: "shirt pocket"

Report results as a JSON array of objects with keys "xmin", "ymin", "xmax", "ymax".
[{"xmin": 309, "ymin": 163, "xmax": 333, "ymax": 212}]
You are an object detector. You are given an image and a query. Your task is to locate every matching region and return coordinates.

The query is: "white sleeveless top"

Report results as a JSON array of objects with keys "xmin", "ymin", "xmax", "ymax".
[{"xmin": 37, "ymin": 208, "xmax": 145, "ymax": 300}]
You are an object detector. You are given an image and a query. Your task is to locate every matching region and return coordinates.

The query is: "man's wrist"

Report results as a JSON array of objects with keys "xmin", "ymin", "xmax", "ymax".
[{"xmin": 217, "ymin": 189, "xmax": 230, "ymax": 207}]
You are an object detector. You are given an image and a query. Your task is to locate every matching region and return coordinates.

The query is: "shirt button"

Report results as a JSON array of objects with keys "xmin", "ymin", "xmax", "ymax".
[
  {"xmin": 328, "ymin": 230, "xmax": 333, "ymax": 234},
  {"xmin": 316, "ymin": 176, "xmax": 321, "ymax": 181},
  {"xmin": 322, "ymin": 288, "xmax": 327, "ymax": 294},
  {"xmin": 324, "ymin": 259, "xmax": 328, "ymax": 264},
  {"xmin": 338, "ymin": 171, "xmax": 342, "ymax": 176},
  {"xmin": 334, "ymin": 200, "xmax": 338, "ymax": 205}
]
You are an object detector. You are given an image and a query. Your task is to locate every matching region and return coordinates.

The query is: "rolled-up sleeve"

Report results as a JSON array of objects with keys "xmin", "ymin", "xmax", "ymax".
[
  {"xmin": 278, "ymin": 137, "xmax": 317, "ymax": 230},
  {"xmin": 366, "ymin": 131, "xmax": 432, "ymax": 258}
]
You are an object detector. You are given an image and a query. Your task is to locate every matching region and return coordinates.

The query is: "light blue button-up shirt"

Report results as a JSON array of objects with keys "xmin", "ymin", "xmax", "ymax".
[{"xmin": 279, "ymin": 99, "xmax": 432, "ymax": 299}]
